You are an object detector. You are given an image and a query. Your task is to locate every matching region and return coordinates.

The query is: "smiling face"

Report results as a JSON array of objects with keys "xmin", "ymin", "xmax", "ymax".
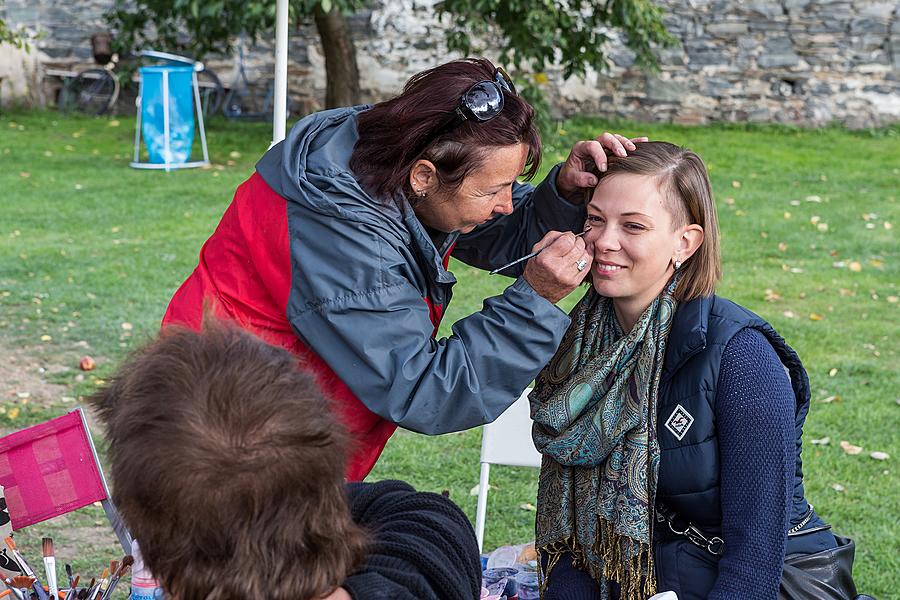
[
  {"xmin": 584, "ymin": 172, "xmax": 703, "ymax": 327},
  {"xmin": 410, "ymin": 143, "xmax": 529, "ymax": 234}
]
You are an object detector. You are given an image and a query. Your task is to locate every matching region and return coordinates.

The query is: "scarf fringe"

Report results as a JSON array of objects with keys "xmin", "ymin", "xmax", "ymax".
[
  {"xmin": 536, "ymin": 536, "xmax": 588, "ymax": 600},
  {"xmin": 536, "ymin": 521, "xmax": 655, "ymax": 600},
  {"xmin": 595, "ymin": 517, "xmax": 656, "ymax": 600}
]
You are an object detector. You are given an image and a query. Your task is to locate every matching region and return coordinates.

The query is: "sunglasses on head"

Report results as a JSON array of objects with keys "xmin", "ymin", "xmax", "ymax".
[{"xmin": 432, "ymin": 67, "xmax": 517, "ymax": 138}]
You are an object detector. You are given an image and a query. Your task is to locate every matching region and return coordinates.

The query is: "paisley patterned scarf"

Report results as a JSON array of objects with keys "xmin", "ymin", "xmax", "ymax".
[{"xmin": 532, "ymin": 278, "xmax": 679, "ymax": 600}]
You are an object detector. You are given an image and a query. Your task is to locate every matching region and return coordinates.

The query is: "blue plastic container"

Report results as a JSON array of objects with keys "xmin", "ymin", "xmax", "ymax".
[{"xmin": 139, "ymin": 65, "xmax": 195, "ymax": 164}]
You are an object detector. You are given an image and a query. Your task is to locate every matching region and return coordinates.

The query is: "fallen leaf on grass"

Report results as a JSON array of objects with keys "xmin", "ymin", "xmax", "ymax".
[
  {"xmin": 783, "ymin": 311, "xmax": 796, "ymax": 319},
  {"xmin": 848, "ymin": 261, "xmax": 862, "ymax": 272},
  {"xmin": 828, "ymin": 368, "xmax": 838, "ymax": 377},
  {"xmin": 731, "ymin": 180, "xmax": 741, "ymax": 188},
  {"xmin": 79, "ymin": 356, "xmax": 96, "ymax": 371},
  {"xmin": 819, "ymin": 395, "xmax": 840, "ymax": 404},
  {"xmin": 888, "ymin": 296, "xmax": 898, "ymax": 303},
  {"xmin": 469, "ymin": 484, "xmax": 497, "ymax": 496},
  {"xmin": 519, "ymin": 503, "xmax": 537, "ymax": 512},
  {"xmin": 40, "ymin": 334, "xmax": 51, "ymax": 342},
  {"xmin": 7, "ymin": 408, "xmax": 20, "ymax": 420},
  {"xmin": 840, "ymin": 441, "xmax": 862, "ymax": 455},
  {"xmin": 778, "ymin": 242, "xmax": 787, "ymax": 252},
  {"xmin": 764, "ymin": 289, "xmax": 781, "ymax": 302},
  {"xmin": 783, "ymin": 212, "xmax": 792, "ymax": 219},
  {"xmin": 870, "ymin": 451, "xmax": 889, "ymax": 461},
  {"xmin": 19, "ymin": 172, "xmax": 30, "ymax": 178},
  {"xmin": 830, "ymin": 483, "xmax": 845, "ymax": 492},
  {"xmin": 121, "ymin": 322, "xmax": 133, "ymax": 331},
  {"xmin": 868, "ymin": 259, "xmax": 884, "ymax": 269},
  {"xmin": 805, "ymin": 195, "xmax": 822, "ymax": 203},
  {"xmin": 810, "ymin": 437, "xmax": 830, "ymax": 446},
  {"xmin": 885, "ymin": 222, "xmax": 893, "ymax": 230},
  {"xmin": 809, "ymin": 313, "xmax": 824, "ymax": 321},
  {"xmin": 817, "ymin": 223, "xmax": 829, "ymax": 232}
]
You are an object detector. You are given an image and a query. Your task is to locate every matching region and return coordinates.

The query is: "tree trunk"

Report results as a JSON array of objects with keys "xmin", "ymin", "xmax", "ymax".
[{"xmin": 313, "ymin": 4, "xmax": 360, "ymax": 108}]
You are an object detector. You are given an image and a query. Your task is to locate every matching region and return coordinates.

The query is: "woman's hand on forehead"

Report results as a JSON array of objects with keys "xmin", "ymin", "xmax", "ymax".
[{"xmin": 556, "ymin": 132, "xmax": 650, "ymax": 203}]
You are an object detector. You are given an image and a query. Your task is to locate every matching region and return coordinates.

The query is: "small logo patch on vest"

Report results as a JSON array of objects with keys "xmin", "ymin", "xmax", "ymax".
[{"xmin": 664, "ymin": 404, "xmax": 694, "ymax": 440}]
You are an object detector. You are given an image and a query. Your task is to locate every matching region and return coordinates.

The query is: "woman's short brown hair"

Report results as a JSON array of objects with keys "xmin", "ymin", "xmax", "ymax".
[
  {"xmin": 91, "ymin": 319, "xmax": 368, "ymax": 600},
  {"xmin": 350, "ymin": 57, "xmax": 541, "ymax": 200},
  {"xmin": 601, "ymin": 141, "xmax": 722, "ymax": 301}
]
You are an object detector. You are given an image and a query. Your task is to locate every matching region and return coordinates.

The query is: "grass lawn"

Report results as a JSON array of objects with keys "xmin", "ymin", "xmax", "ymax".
[{"xmin": 1, "ymin": 111, "xmax": 897, "ymax": 597}]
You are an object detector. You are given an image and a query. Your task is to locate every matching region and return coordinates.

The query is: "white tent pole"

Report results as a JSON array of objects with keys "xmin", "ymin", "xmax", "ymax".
[{"xmin": 272, "ymin": 0, "xmax": 289, "ymax": 146}]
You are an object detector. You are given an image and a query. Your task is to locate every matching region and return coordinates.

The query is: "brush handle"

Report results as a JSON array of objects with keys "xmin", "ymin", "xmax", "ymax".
[{"xmin": 43, "ymin": 557, "xmax": 58, "ymax": 600}]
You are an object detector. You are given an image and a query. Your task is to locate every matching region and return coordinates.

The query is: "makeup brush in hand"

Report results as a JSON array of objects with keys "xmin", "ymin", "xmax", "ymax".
[{"xmin": 42, "ymin": 538, "xmax": 58, "ymax": 600}]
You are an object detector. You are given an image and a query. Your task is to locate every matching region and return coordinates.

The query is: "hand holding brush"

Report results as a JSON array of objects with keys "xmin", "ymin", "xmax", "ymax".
[{"xmin": 489, "ymin": 229, "xmax": 591, "ymax": 275}]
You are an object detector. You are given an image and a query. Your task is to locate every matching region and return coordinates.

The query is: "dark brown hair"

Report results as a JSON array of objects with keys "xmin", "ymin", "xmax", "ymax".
[
  {"xmin": 600, "ymin": 141, "xmax": 722, "ymax": 301},
  {"xmin": 91, "ymin": 319, "xmax": 368, "ymax": 600},
  {"xmin": 350, "ymin": 57, "xmax": 541, "ymax": 200}
]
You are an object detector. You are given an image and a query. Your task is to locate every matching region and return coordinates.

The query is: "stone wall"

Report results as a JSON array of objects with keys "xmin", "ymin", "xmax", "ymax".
[{"xmin": 2, "ymin": 0, "xmax": 898, "ymax": 127}]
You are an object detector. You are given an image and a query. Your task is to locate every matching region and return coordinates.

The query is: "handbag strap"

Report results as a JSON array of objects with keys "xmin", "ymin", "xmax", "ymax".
[
  {"xmin": 655, "ymin": 502, "xmax": 725, "ymax": 556},
  {"xmin": 656, "ymin": 503, "xmax": 820, "ymax": 556}
]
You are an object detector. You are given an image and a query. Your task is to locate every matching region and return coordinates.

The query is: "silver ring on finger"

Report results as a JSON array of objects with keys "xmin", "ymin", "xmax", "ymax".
[{"xmin": 576, "ymin": 258, "xmax": 588, "ymax": 272}]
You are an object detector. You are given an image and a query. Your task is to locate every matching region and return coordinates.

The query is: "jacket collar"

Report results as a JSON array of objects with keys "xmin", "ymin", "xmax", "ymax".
[
  {"xmin": 395, "ymin": 194, "xmax": 458, "ymax": 285},
  {"xmin": 662, "ymin": 295, "xmax": 710, "ymax": 381}
]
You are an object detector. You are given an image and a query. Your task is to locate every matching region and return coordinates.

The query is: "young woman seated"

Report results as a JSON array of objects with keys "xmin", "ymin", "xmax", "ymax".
[{"xmin": 530, "ymin": 142, "xmax": 842, "ymax": 600}]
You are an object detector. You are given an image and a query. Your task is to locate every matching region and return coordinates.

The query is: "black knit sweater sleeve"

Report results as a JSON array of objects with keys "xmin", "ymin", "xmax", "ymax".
[
  {"xmin": 342, "ymin": 480, "xmax": 482, "ymax": 600},
  {"xmin": 708, "ymin": 327, "xmax": 795, "ymax": 600}
]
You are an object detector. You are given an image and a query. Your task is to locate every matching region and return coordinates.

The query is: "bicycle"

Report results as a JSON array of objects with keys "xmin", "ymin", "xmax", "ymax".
[
  {"xmin": 48, "ymin": 32, "xmax": 120, "ymax": 115},
  {"xmin": 222, "ymin": 40, "xmax": 293, "ymax": 120}
]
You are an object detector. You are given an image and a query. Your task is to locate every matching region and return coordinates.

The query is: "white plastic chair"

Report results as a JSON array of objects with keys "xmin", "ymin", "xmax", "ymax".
[{"xmin": 475, "ymin": 388, "xmax": 543, "ymax": 552}]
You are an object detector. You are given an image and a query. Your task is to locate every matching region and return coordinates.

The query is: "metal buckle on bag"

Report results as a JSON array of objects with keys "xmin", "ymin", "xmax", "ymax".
[{"xmin": 662, "ymin": 507, "xmax": 726, "ymax": 556}]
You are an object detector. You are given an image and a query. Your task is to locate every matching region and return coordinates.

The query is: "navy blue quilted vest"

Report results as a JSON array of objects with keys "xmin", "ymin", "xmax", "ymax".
[
  {"xmin": 652, "ymin": 296, "xmax": 818, "ymax": 597},
  {"xmin": 655, "ymin": 295, "xmax": 812, "ymax": 528}
]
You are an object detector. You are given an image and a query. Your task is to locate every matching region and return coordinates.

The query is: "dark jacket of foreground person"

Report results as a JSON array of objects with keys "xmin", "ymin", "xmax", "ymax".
[{"xmin": 344, "ymin": 480, "xmax": 482, "ymax": 600}]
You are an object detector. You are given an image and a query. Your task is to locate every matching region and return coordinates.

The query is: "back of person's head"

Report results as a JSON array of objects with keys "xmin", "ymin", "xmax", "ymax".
[
  {"xmin": 602, "ymin": 141, "xmax": 722, "ymax": 301},
  {"xmin": 91, "ymin": 319, "xmax": 368, "ymax": 600},
  {"xmin": 350, "ymin": 57, "xmax": 541, "ymax": 199}
]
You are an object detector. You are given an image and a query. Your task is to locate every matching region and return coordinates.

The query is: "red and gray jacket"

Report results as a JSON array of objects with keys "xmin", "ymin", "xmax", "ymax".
[{"xmin": 163, "ymin": 106, "xmax": 585, "ymax": 480}]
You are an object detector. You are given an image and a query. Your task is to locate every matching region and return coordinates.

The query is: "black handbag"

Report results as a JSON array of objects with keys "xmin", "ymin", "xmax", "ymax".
[{"xmin": 779, "ymin": 534, "xmax": 858, "ymax": 600}]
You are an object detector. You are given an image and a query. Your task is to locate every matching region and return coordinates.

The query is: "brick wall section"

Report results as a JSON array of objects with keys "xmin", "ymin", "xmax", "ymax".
[{"xmin": 2, "ymin": 0, "xmax": 898, "ymax": 127}]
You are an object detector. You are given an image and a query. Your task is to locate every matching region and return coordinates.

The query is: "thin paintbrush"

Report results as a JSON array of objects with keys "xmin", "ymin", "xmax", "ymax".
[
  {"xmin": 4, "ymin": 538, "xmax": 49, "ymax": 600},
  {"xmin": 99, "ymin": 556, "xmax": 131, "ymax": 600},
  {"xmin": 64, "ymin": 565, "xmax": 74, "ymax": 590},
  {"xmin": 64, "ymin": 575, "xmax": 79, "ymax": 600},
  {"xmin": 42, "ymin": 538, "xmax": 58, "ymax": 600},
  {"xmin": 489, "ymin": 229, "xmax": 591, "ymax": 275}
]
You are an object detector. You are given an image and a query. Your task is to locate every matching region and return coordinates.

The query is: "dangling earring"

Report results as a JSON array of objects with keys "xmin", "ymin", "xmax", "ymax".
[
  {"xmin": 418, "ymin": 190, "xmax": 427, "ymax": 199},
  {"xmin": 673, "ymin": 258, "xmax": 682, "ymax": 270}
]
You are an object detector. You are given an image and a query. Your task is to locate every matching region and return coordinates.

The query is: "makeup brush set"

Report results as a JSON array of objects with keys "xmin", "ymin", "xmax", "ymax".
[{"xmin": 0, "ymin": 536, "xmax": 132, "ymax": 600}]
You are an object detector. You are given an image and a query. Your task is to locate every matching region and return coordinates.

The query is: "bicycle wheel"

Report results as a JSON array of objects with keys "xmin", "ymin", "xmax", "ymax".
[
  {"xmin": 196, "ymin": 68, "xmax": 224, "ymax": 117},
  {"xmin": 70, "ymin": 68, "xmax": 119, "ymax": 115}
]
